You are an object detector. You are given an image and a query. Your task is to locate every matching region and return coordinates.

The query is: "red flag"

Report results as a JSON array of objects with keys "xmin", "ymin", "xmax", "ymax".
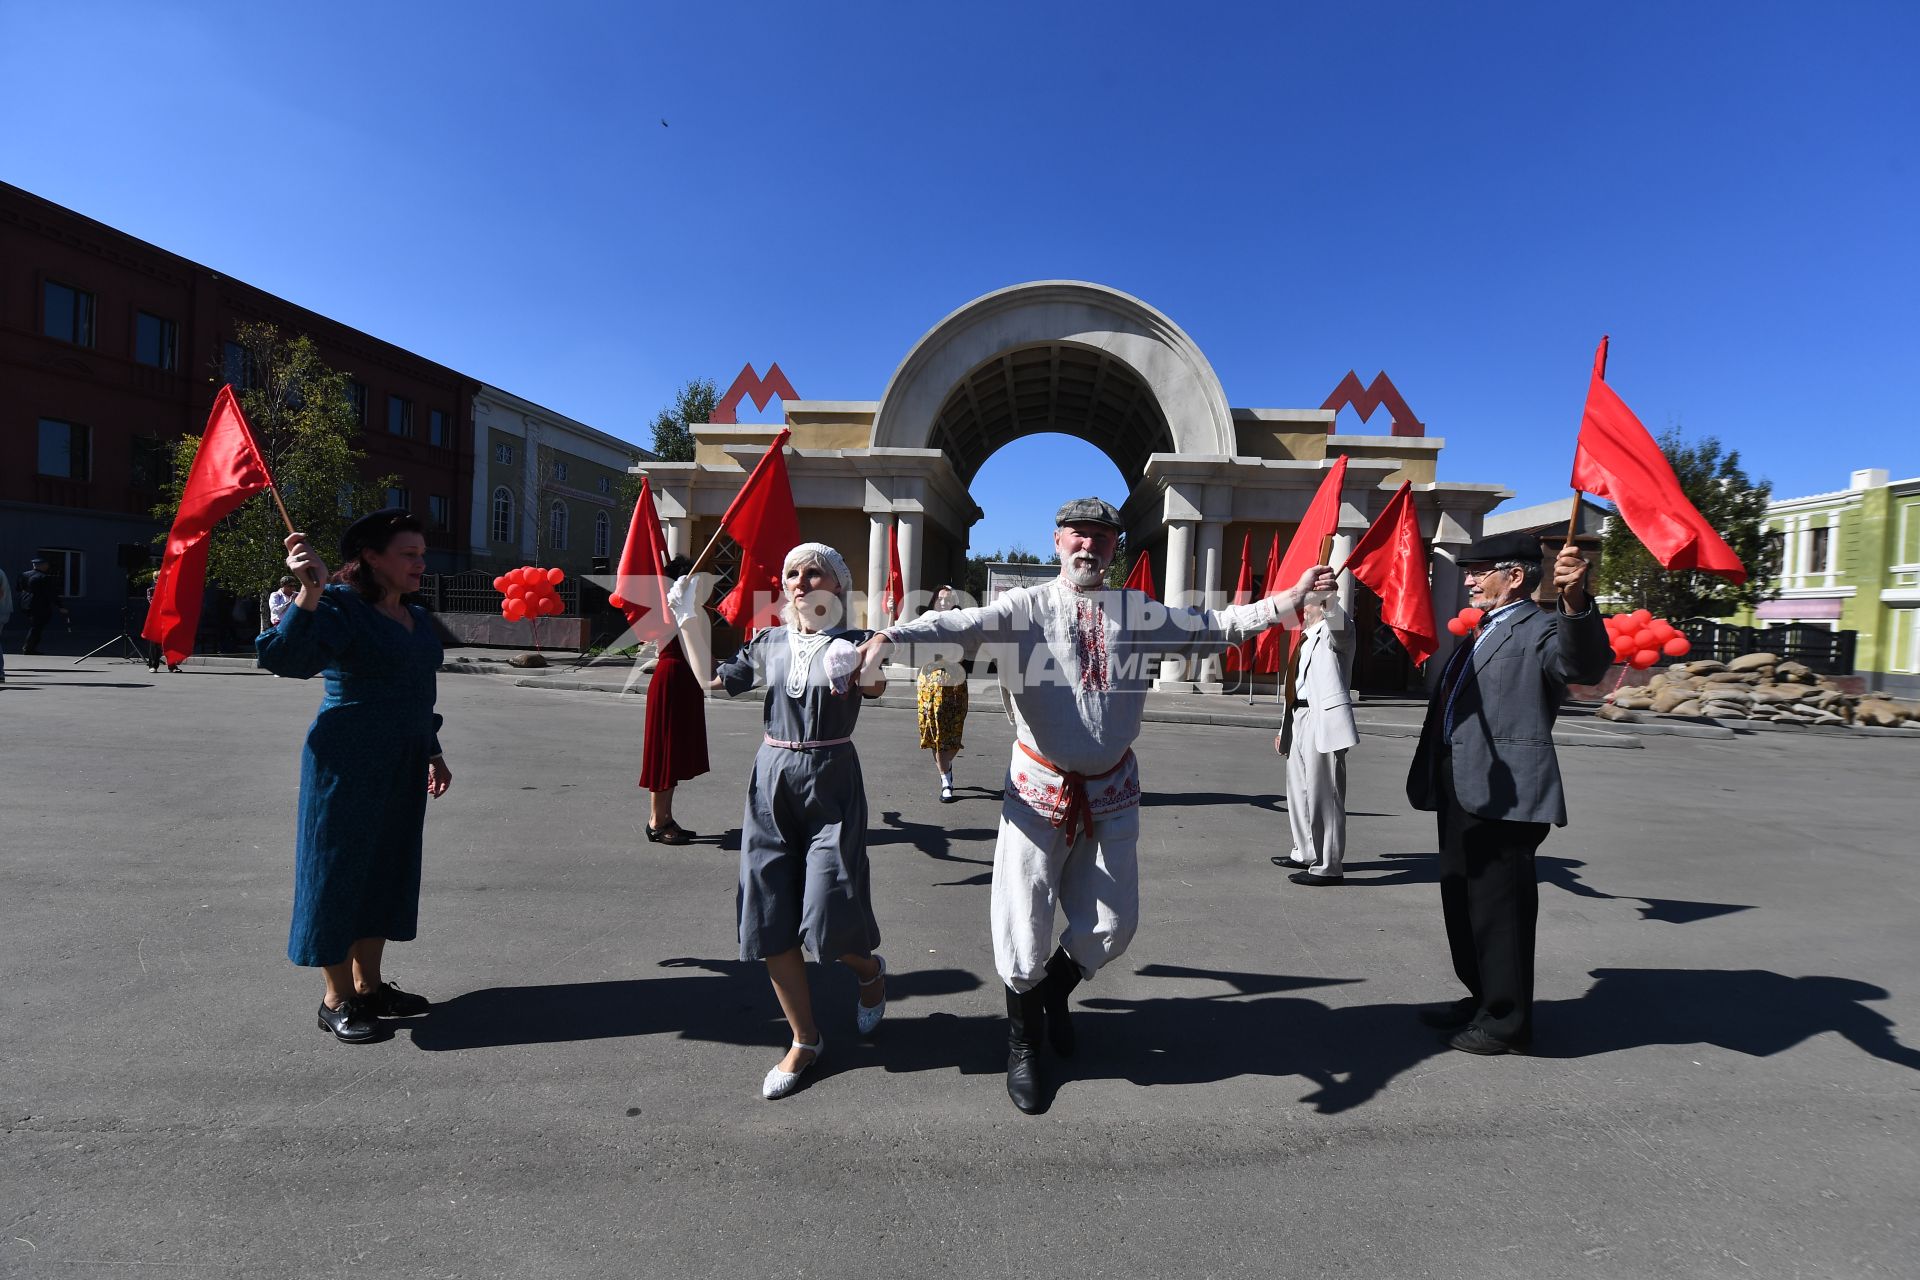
[
  {"xmin": 1222, "ymin": 531, "xmax": 1257, "ymax": 671},
  {"xmin": 1570, "ymin": 337, "xmax": 1746, "ymax": 583},
  {"xmin": 715, "ymin": 427, "xmax": 802, "ymax": 632},
  {"xmin": 1122, "ymin": 548, "xmax": 1156, "ymax": 600},
  {"xmin": 142, "ymin": 386, "xmax": 273, "ymax": 668},
  {"xmin": 1273, "ymin": 454, "xmax": 1349, "ymax": 618},
  {"xmin": 1344, "ymin": 481, "xmax": 1438, "ymax": 666},
  {"xmin": 1250, "ymin": 531, "xmax": 1286, "ymax": 673},
  {"xmin": 609, "ymin": 476, "xmax": 675, "ymax": 645},
  {"xmin": 883, "ymin": 522, "xmax": 905, "ymax": 620}
]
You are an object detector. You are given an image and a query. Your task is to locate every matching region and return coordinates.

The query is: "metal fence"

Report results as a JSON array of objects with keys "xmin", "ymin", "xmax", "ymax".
[
  {"xmin": 418, "ymin": 570, "xmax": 580, "ymax": 615},
  {"xmin": 1678, "ymin": 620, "xmax": 1856, "ymax": 674}
]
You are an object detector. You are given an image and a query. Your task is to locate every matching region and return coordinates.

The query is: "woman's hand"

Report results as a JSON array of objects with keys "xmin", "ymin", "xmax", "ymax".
[
  {"xmin": 428, "ymin": 756, "xmax": 452, "ymax": 798},
  {"xmin": 284, "ymin": 532, "xmax": 329, "ymax": 609}
]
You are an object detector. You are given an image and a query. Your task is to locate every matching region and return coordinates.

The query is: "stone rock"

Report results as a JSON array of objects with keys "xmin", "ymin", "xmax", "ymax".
[
  {"xmin": 509, "ymin": 652, "xmax": 549, "ymax": 669},
  {"xmin": 1727, "ymin": 652, "xmax": 1780, "ymax": 673}
]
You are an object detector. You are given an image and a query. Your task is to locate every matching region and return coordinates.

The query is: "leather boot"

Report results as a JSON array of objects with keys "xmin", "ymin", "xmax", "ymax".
[
  {"xmin": 1043, "ymin": 948, "xmax": 1082, "ymax": 1058},
  {"xmin": 1005, "ymin": 983, "xmax": 1046, "ymax": 1114}
]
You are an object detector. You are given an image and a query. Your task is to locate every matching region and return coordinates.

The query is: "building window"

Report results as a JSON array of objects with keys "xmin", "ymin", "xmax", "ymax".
[
  {"xmin": 386, "ymin": 486, "xmax": 411, "ymax": 510},
  {"xmin": 1807, "ymin": 525, "xmax": 1830, "ymax": 575},
  {"xmin": 134, "ymin": 312, "xmax": 178, "ymax": 369},
  {"xmin": 491, "ymin": 487, "xmax": 514, "ymax": 543},
  {"xmin": 429, "ymin": 494, "xmax": 450, "ymax": 530},
  {"xmin": 42, "ymin": 281, "xmax": 95, "ymax": 346},
  {"xmin": 346, "ymin": 379, "xmax": 368, "ymax": 427},
  {"xmin": 130, "ymin": 436, "xmax": 172, "ymax": 490},
  {"xmin": 37, "ymin": 418, "xmax": 92, "ymax": 479},
  {"xmin": 429, "ymin": 409, "xmax": 448, "ymax": 447},
  {"xmin": 495, "ymin": 442, "xmax": 513, "ymax": 465},
  {"xmin": 552, "ymin": 459, "xmax": 569, "ymax": 483},
  {"xmin": 221, "ymin": 340, "xmax": 259, "ymax": 389},
  {"xmin": 36, "ymin": 547, "xmax": 85, "ymax": 598},
  {"xmin": 594, "ymin": 510, "xmax": 611, "ymax": 558},
  {"xmin": 387, "ymin": 395, "xmax": 414, "ymax": 437},
  {"xmin": 597, "ymin": 475, "xmax": 612, "ymax": 495},
  {"xmin": 549, "ymin": 501, "xmax": 569, "ymax": 551}
]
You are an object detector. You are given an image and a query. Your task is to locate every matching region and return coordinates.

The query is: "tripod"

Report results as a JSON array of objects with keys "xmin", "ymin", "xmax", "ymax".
[{"xmin": 74, "ymin": 575, "xmax": 150, "ymax": 665}]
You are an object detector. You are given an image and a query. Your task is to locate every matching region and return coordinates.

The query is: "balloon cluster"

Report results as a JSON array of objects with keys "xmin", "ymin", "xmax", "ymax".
[
  {"xmin": 1605, "ymin": 609, "xmax": 1691, "ymax": 668},
  {"xmin": 1444, "ymin": 606, "xmax": 1485, "ymax": 637},
  {"xmin": 493, "ymin": 565, "xmax": 566, "ymax": 622}
]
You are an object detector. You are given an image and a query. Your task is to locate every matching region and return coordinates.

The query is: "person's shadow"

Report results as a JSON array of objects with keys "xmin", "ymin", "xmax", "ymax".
[
  {"xmin": 1340, "ymin": 852, "xmax": 1752, "ymax": 923},
  {"xmin": 871, "ymin": 810, "xmax": 995, "ymax": 886}
]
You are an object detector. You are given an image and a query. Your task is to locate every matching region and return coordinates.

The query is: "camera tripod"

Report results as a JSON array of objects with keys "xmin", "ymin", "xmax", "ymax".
[{"xmin": 74, "ymin": 576, "xmax": 154, "ymax": 666}]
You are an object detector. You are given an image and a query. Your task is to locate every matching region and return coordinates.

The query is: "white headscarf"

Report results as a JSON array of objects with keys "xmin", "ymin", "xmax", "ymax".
[{"xmin": 781, "ymin": 542, "xmax": 852, "ymax": 596}]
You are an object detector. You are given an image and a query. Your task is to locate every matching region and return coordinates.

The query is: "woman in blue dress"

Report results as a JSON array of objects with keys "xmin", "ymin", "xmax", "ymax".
[
  {"xmin": 703, "ymin": 542, "xmax": 888, "ymax": 1098},
  {"xmin": 258, "ymin": 509, "xmax": 452, "ymax": 1043}
]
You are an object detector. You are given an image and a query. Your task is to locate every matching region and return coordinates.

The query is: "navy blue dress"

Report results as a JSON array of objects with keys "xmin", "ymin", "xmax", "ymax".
[{"xmin": 257, "ymin": 585, "xmax": 444, "ymax": 967}]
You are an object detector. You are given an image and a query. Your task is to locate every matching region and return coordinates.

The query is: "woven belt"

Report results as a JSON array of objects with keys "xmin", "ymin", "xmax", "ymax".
[
  {"xmin": 763, "ymin": 734, "xmax": 853, "ymax": 751},
  {"xmin": 1015, "ymin": 742, "xmax": 1133, "ymax": 844}
]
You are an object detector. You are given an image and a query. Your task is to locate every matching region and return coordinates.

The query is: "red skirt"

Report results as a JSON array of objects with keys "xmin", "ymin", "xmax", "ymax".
[{"xmin": 639, "ymin": 640, "xmax": 710, "ymax": 790}]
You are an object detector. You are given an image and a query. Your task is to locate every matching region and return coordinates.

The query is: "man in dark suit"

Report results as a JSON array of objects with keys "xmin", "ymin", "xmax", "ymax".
[{"xmin": 1408, "ymin": 531, "xmax": 1611, "ymax": 1055}]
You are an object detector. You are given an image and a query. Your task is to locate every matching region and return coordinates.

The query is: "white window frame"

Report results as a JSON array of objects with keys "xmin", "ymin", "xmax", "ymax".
[
  {"xmin": 553, "ymin": 459, "xmax": 569, "ymax": 483},
  {"xmin": 494, "ymin": 442, "xmax": 513, "ymax": 465},
  {"xmin": 491, "ymin": 487, "xmax": 514, "ymax": 543},
  {"xmin": 549, "ymin": 500, "xmax": 569, "ymax": 552},
  {"xmin": 593, "ymin": 510, "xmax": 611, "ymax": 558}
]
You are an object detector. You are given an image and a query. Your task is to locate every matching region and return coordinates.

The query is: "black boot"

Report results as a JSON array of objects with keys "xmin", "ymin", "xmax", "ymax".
[
  {"xmin": 1005, "ymin": 983, "xmax": 1047, "ymax": 1114},
  {"xmin": 1042, "ymin": 948, "xmax": 1082, "ymax": 1058}
]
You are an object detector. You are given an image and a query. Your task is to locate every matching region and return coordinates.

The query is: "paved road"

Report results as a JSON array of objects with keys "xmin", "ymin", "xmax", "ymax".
[{"xmin": 2, "ymin": 655, "xmax": 1916, "ymax": 1279}]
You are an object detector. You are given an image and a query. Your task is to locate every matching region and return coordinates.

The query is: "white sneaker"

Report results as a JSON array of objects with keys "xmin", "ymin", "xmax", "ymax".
[
  {"xmin": 856, "ymin": 956, "xmax": 887, "ymax": 1034},
  {"xmin": 761, "ymin": 1035, "xmax": 823, "ymax": 1100}
]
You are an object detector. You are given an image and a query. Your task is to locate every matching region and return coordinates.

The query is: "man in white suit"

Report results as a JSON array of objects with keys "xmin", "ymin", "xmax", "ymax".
[{"xmin": 1275, "ymin": 593, "xmax": 1358, "ymax": 885}]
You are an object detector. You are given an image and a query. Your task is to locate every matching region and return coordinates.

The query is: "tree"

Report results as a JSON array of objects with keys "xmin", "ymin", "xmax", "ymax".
[
  {"xmin": 649, "ymin": 378, "xmax": 717, "ymax": 463},
  {"xmin": 1593, "ymin": 427, "xmax": 1779, "ymax": 620},
  {"xmin": 155, "ymin": 321, "xmax": 395, "ymax": 599}
]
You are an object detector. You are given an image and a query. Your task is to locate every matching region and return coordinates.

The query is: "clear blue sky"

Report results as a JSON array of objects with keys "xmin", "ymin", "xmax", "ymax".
[{"xmin": 6, "ymin": 2, "xmax": 1915, "ymax": 555}]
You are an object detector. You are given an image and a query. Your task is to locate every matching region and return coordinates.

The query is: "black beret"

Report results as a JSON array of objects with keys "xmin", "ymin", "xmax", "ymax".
[
  {"xmin": 1460, "ymin": 530, "xmax": 1545, "ymax": 565},
  {"xmin": 338, "ymin": 507, "xmax": 418, "ymax": 561},
  {"xmin": 1054, "ymin": 497, "xmax": 1123, "ymax": 530}
]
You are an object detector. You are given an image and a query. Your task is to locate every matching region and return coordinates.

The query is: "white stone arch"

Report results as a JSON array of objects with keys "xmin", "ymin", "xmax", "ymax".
[{"xmin": 870, "ymin": 280, "xmax": 1236, "ymax": 464}]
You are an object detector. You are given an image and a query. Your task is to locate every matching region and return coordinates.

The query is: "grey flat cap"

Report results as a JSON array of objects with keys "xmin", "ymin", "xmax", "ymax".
[
  {"xmin": 1460, "ymin": 530, "xmax": 1545, "ymax": 564},
  {"xmin": 1055, "ymin": 497, "xmax": 1123, "ymax": 530}
]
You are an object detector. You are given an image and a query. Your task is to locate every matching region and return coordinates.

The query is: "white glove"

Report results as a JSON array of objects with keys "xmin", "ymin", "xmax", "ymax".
[
  {"xmin": 823, "ymin": 637, "xmax": 862, "ymax": 694},
  {"xmin": 666, "ymin": 572, "xmax": 715, "ymax": 627}
]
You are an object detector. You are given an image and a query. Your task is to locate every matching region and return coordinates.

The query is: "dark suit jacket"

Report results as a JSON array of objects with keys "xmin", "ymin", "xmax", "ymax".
[{"xmin": 1407, "ymin": 601, "xmax": 1611, "ymax": 827}]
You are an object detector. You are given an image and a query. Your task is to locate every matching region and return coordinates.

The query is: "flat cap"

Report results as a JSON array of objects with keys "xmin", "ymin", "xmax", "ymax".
[
  {"xmin": 1460, "ymin": 530, "xmax": 1545, "ymax": 565},
  {"xmin": 1054, "ymin": 497, "xmax": 1123, "ymax": 530}
]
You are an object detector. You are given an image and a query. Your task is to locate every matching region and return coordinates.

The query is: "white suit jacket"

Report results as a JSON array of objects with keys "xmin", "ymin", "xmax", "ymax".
[{"xmin": 1292, "ymin": 619, "xmax": 1359, "ymax": 754}]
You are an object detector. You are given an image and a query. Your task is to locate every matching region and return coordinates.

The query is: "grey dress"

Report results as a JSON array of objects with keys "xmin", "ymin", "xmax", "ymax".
[{"xmin": 717, "ymin": 625, "xmax": 881, "ymax": 962}]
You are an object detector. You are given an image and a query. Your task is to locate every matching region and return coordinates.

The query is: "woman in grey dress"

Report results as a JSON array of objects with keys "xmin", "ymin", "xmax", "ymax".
[{"xmin": 709, "ymin": 542, "xmax": 889, "ymax": 1099}]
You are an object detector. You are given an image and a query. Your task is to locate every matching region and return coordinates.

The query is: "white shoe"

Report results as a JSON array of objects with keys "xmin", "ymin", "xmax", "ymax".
[
  {"xmin": 940, "ymin": 782, "xmax": 955, "ymax": 803},
  {"xmin": 761, "ymin": 1035, "xmax": 823, "ymax": 1100},
  {"xmin": 856, "ymin": 955, "xmax": 887, "ymax": 1035}
]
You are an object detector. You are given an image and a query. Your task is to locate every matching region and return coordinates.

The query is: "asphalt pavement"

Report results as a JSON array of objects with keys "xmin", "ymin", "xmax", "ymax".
[{"xmin": 2, "ymin": 652, "xmax": 1916, "ymax": 1279}]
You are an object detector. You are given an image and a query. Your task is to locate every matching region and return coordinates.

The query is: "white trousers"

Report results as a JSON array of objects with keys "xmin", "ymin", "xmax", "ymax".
[
  {"xmin": 1285, "ymin": 716, "xmax": 1348, "ymax": 876},
  {"xmin": 990, "ymin": 794, "xmax": 1141, "ymax": 993}
]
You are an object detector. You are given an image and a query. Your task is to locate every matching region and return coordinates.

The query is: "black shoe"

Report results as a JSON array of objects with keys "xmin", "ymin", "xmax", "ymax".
[
  {"xmin": 1446, "ymin": 1024, "xmax": 1529, "ymax": 1056},
  {"xmin": 645, "ymin": 824, "xmax": 691, "ymax": 846},
  {"xmin": 1041, "ymin": 949, "xmax": 1081, "ymax": 1058},
  {"xmin": 1417, "ymin": 997, "xmax": 1479, "ymax": 1029},
  {"xmin": 360, "ymin": 980, "xmax": 431, "ymax": 1018},
  {"xmin": 1288, "ymin": 870, "xmax": 1343, "ymax": 886},
  {"xmin": 317, "ymin": 997, "xmax": 383, "ymax": 1043},
  {"xmin": 1005, "ymin": 984, "xmax": 1048, "ymax": 1114}
]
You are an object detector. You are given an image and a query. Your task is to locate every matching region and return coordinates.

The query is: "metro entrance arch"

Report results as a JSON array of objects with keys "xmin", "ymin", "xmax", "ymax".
[{"xmin": 634, "ymin": 280, "xmax": 1509, "ymax": 693}]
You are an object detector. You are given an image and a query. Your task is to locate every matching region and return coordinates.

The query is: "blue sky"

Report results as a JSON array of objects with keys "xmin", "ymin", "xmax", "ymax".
[{"xmin": 6, "ymin": 2, "xmax": 1915, "ymax": 555}]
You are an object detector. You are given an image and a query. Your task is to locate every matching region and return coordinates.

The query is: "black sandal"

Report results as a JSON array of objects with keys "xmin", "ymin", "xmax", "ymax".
[{"xmin": 646, "ymin": 824, "xmax": 692, "ymax": 846}]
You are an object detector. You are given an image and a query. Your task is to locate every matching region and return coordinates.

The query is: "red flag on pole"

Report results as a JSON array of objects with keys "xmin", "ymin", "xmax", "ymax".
[
  {"xmin": 1570, "ymin": 337, "xmax": 1746, "ymax": 582},
  {"xmin": 142, "ymin": 386, "xmax": 273, "ymax": 669},
  {"xmin": 883, "ymin": 522, "xmax": 905, "ymax": 620},
  {"xmin": 1273, "ymin": 454, "xmax": 1350, "ymax": 616},
  {"xmin": 1122, "ymin": 548, "xmax": 1156, "ymax": 599},
  {"xmin": 1222, "ymin": 531, "xmax": 1257, "ymax": 671},
  {"xmin": 608, "ymin": 476, "xmax": 675, "ymax": 645},
  {"xmin": 1343, "ymin": 480, "xmax": 1438, "ymax": 666},
  {"xmin": 1250, "ymin": 531, "xmax": 1286, "ymax": 673},
  {"xmin": 714, "ymin": 427, "xmax": 802, "ymax": 632}
]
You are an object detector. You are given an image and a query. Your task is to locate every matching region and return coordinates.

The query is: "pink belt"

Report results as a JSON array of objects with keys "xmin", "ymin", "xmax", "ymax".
[{"xmin": 763, "ymin": 734, "xmax": 853, "ymax": 751}]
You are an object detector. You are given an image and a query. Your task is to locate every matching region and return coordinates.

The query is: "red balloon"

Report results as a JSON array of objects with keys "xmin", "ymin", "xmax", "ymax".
[
  {"xmin": 547, "ymin": 567, "xmax": 565, "ymax": 584},
  {"xmin": 1631, "ymin": 608, "xmax": 1652, "ymax": 625},
  {"xmin": 1662, "ymin": 635, "xmax": 1692, "ymax": 657},
  {"xmin": 1446, "ymin": 618, "xmax": 1468, "ymax": 637},
  {"xmin": 608, "ymin": 593, "xmax": 627, "ymax": 610},
  {"xmin": 544, "ymin": 596, "xmax": 563, "ymax": 615},
  {"xmin": 1459, "ymin": 607, "xmax": 1485, "ymax": 628},
  {"xmin": 1610, "ymin": 636, "xmax": 1637, "ymax": 660},
  {"xmin": 505, "ymin": 584, "xmax": 525, "ymax": 600},
  {"xmin": 1603, "ymin": 614, "xmax": 1624, "ymax": 632},
  {"xmin": 491, "ymin": 576, "xmax": 508, "ymax": 592},
  {"xmin": 503, "ymin": 599, "xmax": 526, "ymax": 621},
  {"xmin": 1630, "ymin": 648, "xmax": 1660, "ymax": 668}
]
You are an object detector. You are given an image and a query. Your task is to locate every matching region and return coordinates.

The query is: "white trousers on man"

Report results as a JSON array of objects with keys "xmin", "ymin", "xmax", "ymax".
[
  {"xmin": 990, "ymin": 784, "xmax": 1141, "ymax": 993},
  {"xmin": 1286, "ymin": 707, "xmax": 1349, "ymax": 876}
]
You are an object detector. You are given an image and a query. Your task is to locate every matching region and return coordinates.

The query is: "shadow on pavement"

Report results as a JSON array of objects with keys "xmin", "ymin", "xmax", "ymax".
[{"xmin": 1339, "ymin": 852, "xmax": 1753, "ymax": 923}]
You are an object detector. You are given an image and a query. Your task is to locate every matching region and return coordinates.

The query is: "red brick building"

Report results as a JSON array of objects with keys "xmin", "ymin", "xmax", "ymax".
[{"xmin": 1, "ymin": 181, "xmax": 475, "ymax": 632}]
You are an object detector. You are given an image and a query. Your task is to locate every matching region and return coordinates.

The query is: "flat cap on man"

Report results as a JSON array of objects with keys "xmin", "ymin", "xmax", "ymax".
[
  {"xmin": 1460, "ymin": 530, "xmax": 1546, "ymax": 565},
  {"xmin": 1054, "ymin": 497, "xmax": 1123, "ymax": 530}
]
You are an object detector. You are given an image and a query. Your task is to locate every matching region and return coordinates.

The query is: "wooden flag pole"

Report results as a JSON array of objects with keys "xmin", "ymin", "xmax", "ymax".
[{"xmin": 1564, "ymin": 488, "xmax": 1583, "ymax": 548}]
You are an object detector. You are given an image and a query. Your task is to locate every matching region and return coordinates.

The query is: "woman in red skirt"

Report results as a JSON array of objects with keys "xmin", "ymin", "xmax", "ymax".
[{"xmin": 640, "ymin": 555, "xmax": 709, "ymax": 844}]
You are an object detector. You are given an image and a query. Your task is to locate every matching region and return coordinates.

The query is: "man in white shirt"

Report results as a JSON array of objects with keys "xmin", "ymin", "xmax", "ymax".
[
  {"xmin": 1275, "ymin": 593, "xmax": 1360, "ymax": 885},
  {"xmin": 267, "ymin": 575, "xmax": 300, "ymax": 628},
  {"xmin": 860, "ymin": 497, "xmax": 1334, "ymax": 1114}
]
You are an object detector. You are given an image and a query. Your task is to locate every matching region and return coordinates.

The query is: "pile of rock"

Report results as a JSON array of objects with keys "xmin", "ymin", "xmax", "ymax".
[{"xmin": 1603, "ymin": 653, "xmax": 1920, "ymax": 727}]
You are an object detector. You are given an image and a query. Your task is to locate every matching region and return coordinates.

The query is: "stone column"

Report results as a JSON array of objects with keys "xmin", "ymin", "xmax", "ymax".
[
  {"xmin": 897, "ymin": 511, "xmax": 923, "ymax": 617},
  {"xmin": 1331, "ymin": 533, "xmax": 1356, "ymax": 618},
  {"xmin": 1427, "ymin": 544, "xmax": 1464, "ymax": 691},
  {"xmin": 664, "ymin": 518, "xmax": 689, "ymax": 561},
  {"xmin": 1155, "ymin": 519, "xmax": 1197, "ymax": 691},
  {"xmin": 867, "ymin": 513, "xmax": 890, "ymax": 629},
  {"xmin": 1194, "ymin": 520, "xmax": 1227, "ymax": 691}
]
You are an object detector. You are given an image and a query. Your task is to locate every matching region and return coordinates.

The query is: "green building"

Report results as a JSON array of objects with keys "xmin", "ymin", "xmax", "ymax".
[{"xmin": 1743, "ymin": 468, "xmax": 1920, "ymax": 696}]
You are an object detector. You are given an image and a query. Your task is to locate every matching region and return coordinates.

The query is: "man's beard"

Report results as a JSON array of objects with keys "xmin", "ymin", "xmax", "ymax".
[{"xmin": 1064, "ymin": 554, "xmax": 1106, "ymax": 589}]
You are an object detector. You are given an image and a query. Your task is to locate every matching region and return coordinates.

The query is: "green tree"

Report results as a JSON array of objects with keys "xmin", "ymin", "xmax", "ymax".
[
  {"xmin": 1593, "ymin": 428, "xmax": 1779, "ymax": 620},
  {"xmin": 649, "ymin": 377, "xmax": 717, "ymax": 463},
  {"xmin": 155, "ymin": 321, "xmax": 395, "ymax": 599}
]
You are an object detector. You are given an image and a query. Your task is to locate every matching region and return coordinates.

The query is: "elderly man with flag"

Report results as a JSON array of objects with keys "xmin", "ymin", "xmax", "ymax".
[{"xmin": 859, "ymin": 497, "xmax": 1334, "ymax": 1114}]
